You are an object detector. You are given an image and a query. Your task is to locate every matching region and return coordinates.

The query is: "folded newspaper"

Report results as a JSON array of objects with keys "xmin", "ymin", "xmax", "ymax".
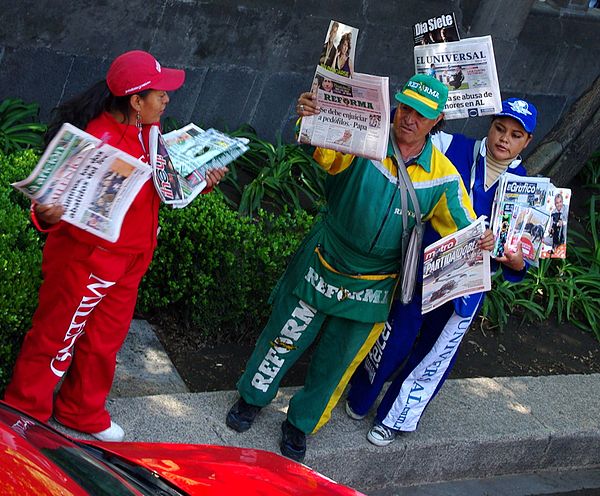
[
  {"xmin": 299, "ymin": 20, "xmax": 390, "ymax": 161},
  {"xmin": 150, "ymin": 124, "xmax": 249, "ymax": 208},
  {"xmin": 421, "ymin": 216, "xmax": 491, "ymax": 314},
  {"xmin": 414, "ymin": 35, "xmax": 501, "ymax": 120},
  {"xmin": 12, "ymin": 123, "xmax": 152, "ymax": 243}
]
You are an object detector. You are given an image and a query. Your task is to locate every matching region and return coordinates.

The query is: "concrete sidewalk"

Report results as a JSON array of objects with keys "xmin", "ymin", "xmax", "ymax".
[{"xmin": 53, "ymin": 320, "xmax": 600, "ymax": 494}]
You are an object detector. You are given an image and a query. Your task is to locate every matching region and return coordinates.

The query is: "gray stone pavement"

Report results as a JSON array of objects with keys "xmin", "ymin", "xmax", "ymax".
[{"xmin": 51, "ymin": 320, "xmax": 600, "ymax": 494}]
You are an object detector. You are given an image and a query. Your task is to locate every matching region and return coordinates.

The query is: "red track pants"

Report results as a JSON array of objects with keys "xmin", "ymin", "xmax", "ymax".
[{"xmin": 4, "ymin": 230, "xmax": 153, "ymax": 433}]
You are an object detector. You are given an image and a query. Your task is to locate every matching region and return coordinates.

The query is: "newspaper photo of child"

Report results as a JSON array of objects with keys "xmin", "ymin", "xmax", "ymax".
[{"xmin": 540, "ymin": 189, "xmax": 571, "ymax": 259}]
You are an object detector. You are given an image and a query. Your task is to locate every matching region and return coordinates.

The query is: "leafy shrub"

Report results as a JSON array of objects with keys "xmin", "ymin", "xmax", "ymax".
[
  {"xmin": 137, "ymin": 192, "xmax": 314, "ymax": 344},
  {"xmin": 0, "ymin": 99, "xmax": 46, "ymax": 154},
  {"xmin": 224, "ymin": 125, "xmax": 326, "ymax": 217},
  {"xmin": 0, "ymin": 150, "xmax": 44, "ymax": 390}
]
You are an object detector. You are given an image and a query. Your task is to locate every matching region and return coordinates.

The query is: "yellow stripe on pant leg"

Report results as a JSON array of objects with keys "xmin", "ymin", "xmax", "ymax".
[{"xmin": 312, "ymin": 321, "xmax": 385, "ymax": 433}]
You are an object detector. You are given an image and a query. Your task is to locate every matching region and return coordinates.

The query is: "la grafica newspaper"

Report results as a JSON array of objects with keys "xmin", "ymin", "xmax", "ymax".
[
  {"xmin": 12, "ymin": 123, "xmax": 151, "ymax": 243},
  {"xmin": 414, "ymin": 35, "xmax": 501, "ymax": 120},
  {"xmin": 421, "ymin": 216, "xmax": 491, "ymax": 314},
  {"xmin": 299, "ymin": 20, "xmax": 390, "ymax": 161},
  {"xmin": 490, "ymin": 173, "xmax": 571, "ymax": 265},
  {"xmin": 150, "ymin": 124, "xmax": 249, "ymax": 207}
]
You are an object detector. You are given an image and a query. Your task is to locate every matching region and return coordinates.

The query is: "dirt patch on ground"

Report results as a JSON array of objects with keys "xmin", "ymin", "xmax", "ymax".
[{"xmin": 153, "ymin": 314, "xmax": 600, "ymax": 393}]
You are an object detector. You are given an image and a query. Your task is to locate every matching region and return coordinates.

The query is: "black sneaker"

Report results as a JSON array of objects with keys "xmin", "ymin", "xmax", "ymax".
[
  {"xmin": 280, "ymin": 419, "xmax": 306, "ymax": 462},
  {"xmin": 226, "ymin": 397, "xmax": 261, "ymax": 432}
]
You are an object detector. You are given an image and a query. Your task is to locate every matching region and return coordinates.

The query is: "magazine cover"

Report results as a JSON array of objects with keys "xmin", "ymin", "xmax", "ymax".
[
  {"xmin": 514, "ymin": 207, "xmax": 551, "ymax": 263},
  {"xmin": 422, "ymin": 216, "xmax": 491, "ymax": 314},
  {"xmin": 413, "ymin": 12, "xmax": 460, "ymax": 46},
  {"xmin": 540, "ymin": 187, "xmax": 571, "ymax": 259},
  {"xmin": 318, "ymin": 20, "xmax": 359, "ymax": 78},
  {"xmin": 414, "ymin": 35, "xmax": 501, "ymax": 120},
  {"xmin": 490, "ymin": 173, "xmax": 551, "ymax": 258}
]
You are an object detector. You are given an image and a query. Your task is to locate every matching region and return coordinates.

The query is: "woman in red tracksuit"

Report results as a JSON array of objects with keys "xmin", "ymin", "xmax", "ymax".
[{"xmin": 4, "ymin": 50, "xmax": 226, "ymax": 442}]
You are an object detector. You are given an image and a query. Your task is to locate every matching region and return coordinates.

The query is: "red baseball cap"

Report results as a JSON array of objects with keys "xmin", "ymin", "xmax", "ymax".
[{"xmin": 106, "ymin": 50, "xmax": 185, "ymax": 96}]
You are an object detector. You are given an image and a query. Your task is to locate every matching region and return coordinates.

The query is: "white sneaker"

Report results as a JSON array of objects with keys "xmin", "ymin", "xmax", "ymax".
[
  {"xmin": 92, "ymin": 421, "xmax": 125, "ymax": 442},
  {"xmin": 367, "ymin": 422, "xmax": 398, "ymax": 447},
  {"xmin": 345, "ymin": 400, "xmax": 367, "ymax": 420}
]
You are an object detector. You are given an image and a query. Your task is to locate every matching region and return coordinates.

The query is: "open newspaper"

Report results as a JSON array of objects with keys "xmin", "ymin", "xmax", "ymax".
[
  {"xmin": 150, "ymin": 124, "xmax": 249, "ymax": 208},
  {"xmin": 413, "ymin": 12, "xmax": 460, "ymax": 46},
  {"xmin": 12, "ymin": 123, "xmax": 151, "ymax": 243},
  {"xmin": 300, "ymin": 21, "xmax": 390, "ymax": 161},
  {"xmin": 422, "ymin": 216, "xmax": 491, "ymax": 314},
  {"xmin": 414, "ymin": 35, "xmax": 501, "ymax": 120}
]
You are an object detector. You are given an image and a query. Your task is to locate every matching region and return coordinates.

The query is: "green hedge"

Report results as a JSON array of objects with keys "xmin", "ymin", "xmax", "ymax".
[
  {"xmin": 138, "ymin": 192, "xmax": 314, "ymax": 344},
  {"xmin": 0, "ymin": 150, "xmax": 44, "ymax": 390}
]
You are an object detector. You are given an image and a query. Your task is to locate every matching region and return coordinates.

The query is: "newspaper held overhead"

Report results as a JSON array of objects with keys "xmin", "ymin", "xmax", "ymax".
[
  {"xmin": 150, "ymin": 124, "xmax": 249, "ymax": 208},
  {"xmin": 318, "ymin": 20, "xmax": 359, "ymax": 78},
  {"xmin": 413, "ymin": 12, "xmax": 460, "ymax": 46},
  {"xmin": 12, "ymin": 123, "xmax": 151, "ymax": 243},
  {"xmin": 422, "ymin": 216, "xmax": 491, "ymax": 314},
  {"xmin": 300, "ymin": 21, "xmax": 390, "ymax": 162},
  {"xmin": 414, "ymin": 35, "xmax": 501, "ymax": 120}
]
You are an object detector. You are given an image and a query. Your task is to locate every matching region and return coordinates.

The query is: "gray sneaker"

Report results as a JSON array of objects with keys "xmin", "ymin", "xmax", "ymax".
[{"xmin": 367, "ymin": 422, "xmax": 399, "ymax": 446}]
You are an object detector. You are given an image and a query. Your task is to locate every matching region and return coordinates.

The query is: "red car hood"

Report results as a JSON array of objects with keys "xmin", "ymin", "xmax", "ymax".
[{"xmin": 92, "ymin": 440, "xmax": 365, "ymax": 496}]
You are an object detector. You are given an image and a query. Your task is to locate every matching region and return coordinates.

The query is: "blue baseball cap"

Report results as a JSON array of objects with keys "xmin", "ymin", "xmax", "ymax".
[{"xmin": 495, "ymin": 98, "xmax": 537, "ymax": 133}]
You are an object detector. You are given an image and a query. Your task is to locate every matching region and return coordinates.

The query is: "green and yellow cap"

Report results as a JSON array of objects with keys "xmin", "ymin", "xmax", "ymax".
[{"xmin": 395, "ymin": 74, "xmax": 448, "ymax": 119}]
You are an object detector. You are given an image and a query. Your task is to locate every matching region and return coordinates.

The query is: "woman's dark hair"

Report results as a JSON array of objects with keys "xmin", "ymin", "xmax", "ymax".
[
  {"xmin": 44, "ymin": 80, "xmax": 149, "ymax": 145},
  {"xmin": 431, "ymin": 116, "xmax": 446, "ymax": 135},
  {"xmin": 337, "ymin": 32, "xmax": 352, "ymax": 54}
]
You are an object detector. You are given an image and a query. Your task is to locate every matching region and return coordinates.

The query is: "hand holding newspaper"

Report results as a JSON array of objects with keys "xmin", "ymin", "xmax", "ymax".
[
  {"xmin": 299, "ymin": 20, "xmax": 390, "ymax": 161},
  {"xmin": 421, "ymin": 216, "xmax": 491, "ymax": 314},
  {"xmin": 12, "ymin": 123, "xmax": 152, "ymax": 243}
]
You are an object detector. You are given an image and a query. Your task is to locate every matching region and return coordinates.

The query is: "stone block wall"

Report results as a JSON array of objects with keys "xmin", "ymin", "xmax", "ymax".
[{"xmin": 0, "ymin": 0, "xmax": 598, "ymax": 155}]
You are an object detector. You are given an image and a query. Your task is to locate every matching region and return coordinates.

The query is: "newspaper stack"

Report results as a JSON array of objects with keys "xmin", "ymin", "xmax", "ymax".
[
  {"xmin": 414, "ymin": 34, "xmax": 501, "ymax": 120},
  {"xmin": 12, "ymin": 123, "xmax": 152, "ymax": 243},
  {"xmin": 150, "ymin": 124, "xmax": 249, "ymax": 208},
  {"xmin": 299, "ymin": 20, "xmax": 390, "ymax": 161},
  {"xmin": 490, "ymin": 173, "xmax": 571, "ymax": 264},
  {"xmin": 422, "ymin": 216, "xmax": 491, "ymax": 314}
]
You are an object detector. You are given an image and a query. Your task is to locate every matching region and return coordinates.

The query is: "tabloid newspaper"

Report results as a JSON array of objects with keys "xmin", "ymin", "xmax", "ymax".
[
  {"xmin": 299, "ymin": 20, "xmax": 390, "ymax": 161},
  {"xmin": 490, "ymin": 173, "xmax": 571, "ymax": 265},
  {"xmin": 422, "ymin": 216, "xmax": 491, "ymax": 314},
  {"xmin": 150, "ymin": 124, "xmax": 249, "ymax": 208},
  {"xmin": 12, "ymin": 123, "xmax": 151, "ymax": 243},
  {"xmin": 414, "ymin": 35, "xmax": 501, "ymax": 120},
  {"xmin": 413, "ymin": 12, "xmax": 460, "ymax": 46}
]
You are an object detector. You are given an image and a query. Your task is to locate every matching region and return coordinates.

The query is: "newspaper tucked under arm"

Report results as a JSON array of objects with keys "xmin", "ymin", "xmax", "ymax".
[
  {"xmin": 414, "ymin": 35, "xmax": 501, "ymax": 120},
  {"xmin": 12, "ymin": 123, "xmax": 152, "ymax": 243},
  {"xmin": 298, "ymin": 65, "xmax": 390, "ymax": 161},
  {"xmin": 151, "ymin": 124, "xmax": 249, "ymax": 208},
  {"xmin": 421, "ymin": 216, "xmax": 491, "ymax": 314}
]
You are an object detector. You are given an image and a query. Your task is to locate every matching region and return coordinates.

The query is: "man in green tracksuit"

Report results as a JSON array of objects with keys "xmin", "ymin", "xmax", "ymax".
[{"xmin": 226, "ymin": 74, "xmax": 485, "ymax": 462}]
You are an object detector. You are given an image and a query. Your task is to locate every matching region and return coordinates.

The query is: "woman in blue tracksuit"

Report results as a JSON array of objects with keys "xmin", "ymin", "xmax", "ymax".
[{"xmin": 346, "ymin": 98, "xmax": 538, "ymax": 445}]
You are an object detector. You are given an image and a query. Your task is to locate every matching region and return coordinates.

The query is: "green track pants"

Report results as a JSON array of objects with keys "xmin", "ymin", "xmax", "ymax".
[{"xmin": 237, "ymin": 289, "xmax": 384, "ymax": 434}]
